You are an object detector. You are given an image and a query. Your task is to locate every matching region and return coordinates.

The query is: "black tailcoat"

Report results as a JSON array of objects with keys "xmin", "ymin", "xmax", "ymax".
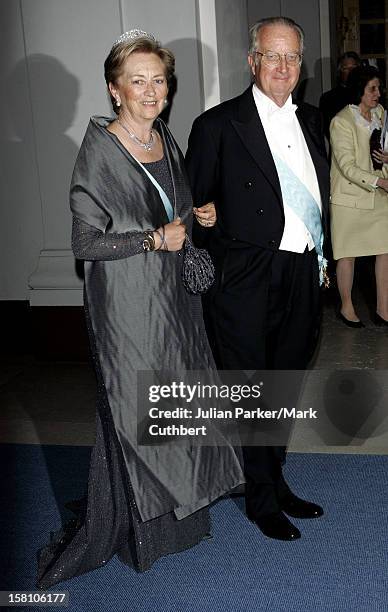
[
  {"xmin": 186, "ymin": 87, "xmax": 330, "ymax": 370},
  {"xmin": 186, "ymin": 86, "xmax": 329, "ymax": 251}
]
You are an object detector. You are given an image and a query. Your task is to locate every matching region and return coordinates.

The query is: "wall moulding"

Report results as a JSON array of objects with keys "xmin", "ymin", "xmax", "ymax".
[{"xmin": 28, "ymin": 249, "xmax": 83, "ymax": 306}]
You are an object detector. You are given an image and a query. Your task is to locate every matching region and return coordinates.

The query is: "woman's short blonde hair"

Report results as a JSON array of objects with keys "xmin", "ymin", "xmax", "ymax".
[{"xmin": 104, "ymin": 37, "xmax": 175, "ymax": 114}]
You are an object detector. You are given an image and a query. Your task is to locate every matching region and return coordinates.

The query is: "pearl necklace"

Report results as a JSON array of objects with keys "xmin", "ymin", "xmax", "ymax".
[{"xmin": 117, "ymin": 118, "xmax": 155, "ymax": 152}]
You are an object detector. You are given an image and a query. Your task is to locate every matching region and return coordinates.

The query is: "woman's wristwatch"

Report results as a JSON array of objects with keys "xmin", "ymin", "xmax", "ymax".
[{"xmin": 142, "ymin": 231, "xmax": 156, "ymax": 252}]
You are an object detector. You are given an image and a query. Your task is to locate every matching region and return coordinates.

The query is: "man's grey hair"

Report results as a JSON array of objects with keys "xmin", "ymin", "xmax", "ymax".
[{"xmin": 248, "ymin": 17, "xmax": 305, "ymax": 57}]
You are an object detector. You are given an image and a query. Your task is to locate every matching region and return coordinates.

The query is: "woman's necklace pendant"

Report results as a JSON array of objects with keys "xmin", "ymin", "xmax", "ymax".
[{"xmin": 118, "ymin": 118, "xmax": 155, "ymax": 151}]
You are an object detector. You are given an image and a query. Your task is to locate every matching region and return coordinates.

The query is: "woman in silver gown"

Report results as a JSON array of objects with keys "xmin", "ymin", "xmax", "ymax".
[{"xmin": 37, "ymin": 30, "xmax": 243, "ymax": 588}]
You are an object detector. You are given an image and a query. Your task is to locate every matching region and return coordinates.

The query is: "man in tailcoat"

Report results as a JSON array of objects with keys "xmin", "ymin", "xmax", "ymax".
[{"xmin": 186, "ymin": 17, "xmax": 329, "ymax": 540}]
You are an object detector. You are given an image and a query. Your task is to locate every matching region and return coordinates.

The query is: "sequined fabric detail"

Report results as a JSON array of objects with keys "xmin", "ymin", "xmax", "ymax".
[
  {"xmin": 143, "ymin": 156, "xmax": 174, "ymax": 209},
  {"xmin": 71, "ymin": 217, "xmax": 144, "ymax": 260},
  {"xmin": 36, "ymin": 297, "xmax": 211, "ymax": 589}
]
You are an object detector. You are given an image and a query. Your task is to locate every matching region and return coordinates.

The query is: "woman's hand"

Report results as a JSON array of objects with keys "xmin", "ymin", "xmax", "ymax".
[
  {"xmin": 372, "ymin": 148, "xmax": 388, "ymax": 165},
  {"xmin": 377, "ymin": 177, "xmax": 388, "ymax": 192},
  {"xmin": 193, "ymin": 202, "xmax": 216, "ymax": 228},
  {"xmin": 154, "ymin": 218, "xmax": 186, "ymax": 251}
]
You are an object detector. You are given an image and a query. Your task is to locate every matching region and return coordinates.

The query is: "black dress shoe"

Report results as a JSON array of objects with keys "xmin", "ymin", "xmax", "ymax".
[
  {"xmin": 338, "ymin": 312, "xmax": 365, "ymax": 328},
  {"xmin": 281, "ymin": 492, "xmax": 323, "ymax": 519},
  {"xmin": 248, "ymin": 511, "xmax": 301, "ymax": 541},
  {"xmin": 374, "ymin": 312, "xmax": 388, "ymax": 327}
]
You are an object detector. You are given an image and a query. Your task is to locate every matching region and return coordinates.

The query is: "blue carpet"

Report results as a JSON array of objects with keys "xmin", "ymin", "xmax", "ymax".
[{"xmin": 1, "ymin": 445, "xmax": 387, "ymax": 612}]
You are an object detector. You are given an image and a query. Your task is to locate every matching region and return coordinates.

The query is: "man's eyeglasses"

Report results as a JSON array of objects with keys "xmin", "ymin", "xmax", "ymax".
[{"xmin": 255, "ymin": 51, "xmax": 303, "ymax": 67}]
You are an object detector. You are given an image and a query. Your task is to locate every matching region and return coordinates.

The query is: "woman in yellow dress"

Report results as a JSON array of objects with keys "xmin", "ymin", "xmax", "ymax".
[{"xmin": 330, "ymin": 65, "xmax": 388, "ymax": 327}]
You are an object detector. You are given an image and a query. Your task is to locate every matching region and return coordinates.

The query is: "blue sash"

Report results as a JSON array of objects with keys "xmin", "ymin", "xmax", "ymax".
[
  {"xmin": 273, "ymin": 153, "xmax": 327, "ymax": 285},
  {"xmin": 133, "ymin": 155, "xmax": 174, "ymax": 222}
]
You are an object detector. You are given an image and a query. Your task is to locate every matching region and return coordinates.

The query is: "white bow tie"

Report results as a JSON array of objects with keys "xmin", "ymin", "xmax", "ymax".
[{"xmin": 268, "ymin": 103, "xmax": 297, "ymax": 119}]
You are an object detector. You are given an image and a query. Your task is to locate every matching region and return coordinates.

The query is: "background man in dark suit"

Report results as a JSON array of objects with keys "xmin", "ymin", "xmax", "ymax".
[
  {"xmin": 186, "ymin": 16, "xmax": 329, "ymax": 541},
  {"xmin": 319, "ymin": 51, "xmax": 361, "ymax": 142}
]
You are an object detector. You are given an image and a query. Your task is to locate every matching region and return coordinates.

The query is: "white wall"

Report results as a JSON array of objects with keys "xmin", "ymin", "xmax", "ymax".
[
  {"xmin": 0, "ymin": 1, "xmax": 44, "ymax": 300},
  {"xmin": 0, "ymin": 0, "xmax": 203, "ymax": 304}
]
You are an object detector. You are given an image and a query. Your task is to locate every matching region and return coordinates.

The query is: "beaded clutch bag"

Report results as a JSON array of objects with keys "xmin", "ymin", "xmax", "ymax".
[{"xmin": 181, "ymin": 234, "xmax": 215, "ymax": 295}]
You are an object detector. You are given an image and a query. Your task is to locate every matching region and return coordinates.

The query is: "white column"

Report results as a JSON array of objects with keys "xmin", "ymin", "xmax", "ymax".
[
  {"xmin": 196, "ymin": 0, "xmax": 221, "ymax": 110},
  {"xmin": 215, "ymin": 0, "xmax": 250, "ymax": 101}
]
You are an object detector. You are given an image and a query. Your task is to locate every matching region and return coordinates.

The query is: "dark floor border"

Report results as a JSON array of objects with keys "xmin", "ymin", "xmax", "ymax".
[{"xmin": 0, "ymin": 301, "xmax": 90, "ymax": 361}]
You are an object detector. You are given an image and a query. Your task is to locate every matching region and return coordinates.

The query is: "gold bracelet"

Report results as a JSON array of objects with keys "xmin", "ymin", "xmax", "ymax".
[{"xmin": 142, "ymin": 231, "xmax": 156, "ymax": 252}]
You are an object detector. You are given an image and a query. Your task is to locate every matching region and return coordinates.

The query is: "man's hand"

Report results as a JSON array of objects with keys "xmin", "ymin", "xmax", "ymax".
[
  {"xmin": 376, "ymin": 177, "xmax": 388, "ymax": 192},
  {"xmin": 372, "ymin": 148, "xmax": 388, "ymax": 165},
  {"xmin": 193, "ymin": 202, "xmax": 216, "ymax": 227}
]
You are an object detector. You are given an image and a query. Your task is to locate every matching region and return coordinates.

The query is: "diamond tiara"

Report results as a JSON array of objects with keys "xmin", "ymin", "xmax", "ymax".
[{"xmin": 112, "ymin": 29, "xmax": 156, "ymax": 48}]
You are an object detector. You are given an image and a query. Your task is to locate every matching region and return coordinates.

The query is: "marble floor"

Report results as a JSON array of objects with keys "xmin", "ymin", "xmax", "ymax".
[{"xmin": 1, "ymin": 262, "xmax": 388, "ymax": 454}]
